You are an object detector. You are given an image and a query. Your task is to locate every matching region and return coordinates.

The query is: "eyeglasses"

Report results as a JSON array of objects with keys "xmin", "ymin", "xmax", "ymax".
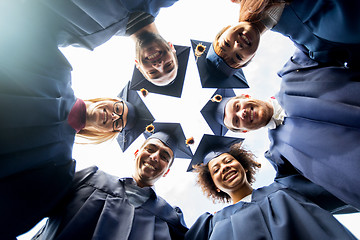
[{"xmin": 112, "ymin": 101, "xmax": 124, "ymax": 132}]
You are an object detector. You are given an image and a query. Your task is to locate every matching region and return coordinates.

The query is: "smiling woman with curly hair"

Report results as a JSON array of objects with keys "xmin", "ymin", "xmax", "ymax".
[{"xmin": 185, "ymin": 134, "xmax": 357, "ymax": 240}]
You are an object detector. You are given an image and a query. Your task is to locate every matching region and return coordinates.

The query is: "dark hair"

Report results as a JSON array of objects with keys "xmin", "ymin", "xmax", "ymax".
[{"xmin": 194, "ymin": 143, "xmax": 261, "ymax": 203}]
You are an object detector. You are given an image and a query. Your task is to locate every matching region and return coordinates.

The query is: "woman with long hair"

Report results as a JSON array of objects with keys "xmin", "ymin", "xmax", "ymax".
[{"xmin": 212, "ymin": 0, "xmax": 360, "ymax": 69}]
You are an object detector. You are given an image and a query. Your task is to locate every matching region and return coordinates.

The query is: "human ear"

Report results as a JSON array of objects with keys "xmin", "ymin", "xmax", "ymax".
[
  {"xmin": 168, "ymin": 42, "xmax": 176, "ymax": 53},
  {"xmin": 134, "ymin": 149, "xmax": 139, "ymax": 158},
  {"xmin": 162, "ymin": 168, "xmax": 170, "ymax": 177},
  {"xmin": 134, "ymin": 59, "xmax": 140, "ymax": 69}
]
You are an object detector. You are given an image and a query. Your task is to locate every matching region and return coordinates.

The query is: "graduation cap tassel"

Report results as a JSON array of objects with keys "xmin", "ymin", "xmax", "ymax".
[
  {"xmin": 195, "ymin": 43, "xmax": 206, "ymax": 62},
  {"xmin": 211, "ymin": 94, "xmax": 222, "ymax": 103},
  {"xmin": 145, "ymin": 124, "xmax": 155, "ymax": 133}
]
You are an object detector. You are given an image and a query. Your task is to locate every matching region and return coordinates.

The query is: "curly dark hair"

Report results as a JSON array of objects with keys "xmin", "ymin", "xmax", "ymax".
[{"xmin": 194, "ymin": 143, "xmax": 261, "ymax": 203}]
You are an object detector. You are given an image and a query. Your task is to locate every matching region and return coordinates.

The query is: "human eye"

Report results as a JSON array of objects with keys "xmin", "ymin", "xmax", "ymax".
[
  {"xmin": 165, "ymin": 61, "xmax": 172, "ymax": 68},
  {"xmin": 224, "ymin": 41, "xmax": 230, "ymax": 47},
  {"xmin": 114, "ymin": 120, "xmax": 119, "ymax": 129},
  {"xmin": 160, "ymin": 154, "xmax": 170, "ymax": 162},
  {"xmin": 236, "ymin": 53, "xmax": 242, "ymax": 61},
  {"xmin": 145, "ymin": 146, "xmax": 155, "ymax": 153},
  {"xmin": 213, "ymin": 167, "xmax": 219, "ymax": 174},
  {"xmin": 115, "ymin": 105, "xmax": 120, "ymax": 114},
  {"xmin": 226, "ymin": 158, "xmax": 233, "ymax": 163}
]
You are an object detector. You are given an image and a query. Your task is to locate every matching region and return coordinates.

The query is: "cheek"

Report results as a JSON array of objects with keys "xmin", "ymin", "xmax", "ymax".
[{"xmin": 212, "ymin": 174, "xmax": 223, "ymax": 188}]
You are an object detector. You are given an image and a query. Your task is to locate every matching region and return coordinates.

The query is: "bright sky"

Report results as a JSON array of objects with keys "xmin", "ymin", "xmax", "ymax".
[{"xmin": 18, "ymin": 0, "xmax": 360, "ymax": 238}]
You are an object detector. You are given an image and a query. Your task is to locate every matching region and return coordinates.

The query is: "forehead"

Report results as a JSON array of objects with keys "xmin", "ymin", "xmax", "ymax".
[
  {"xmin": 225, "ymin": 97, "xmax": 244, "ymax": 111},
  {"xmin": 148, "ymin": 66, "xmax": 178, "ymax": 86},
  {"xmin": 143, "ymin": 138, "xmax": 174, "ymax": 157},
  {"xmin": 208, "ymin": 153, "xmax": 231, "ymax": 168}
]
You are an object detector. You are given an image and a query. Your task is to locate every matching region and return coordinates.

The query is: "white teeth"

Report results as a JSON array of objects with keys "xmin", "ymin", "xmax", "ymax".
[
  {"xmin": 241, "ymin": 34, "xmax": 250, "ymax": 45},
  {"xmin": 251, "ymin": 110, "xmax": 254, "ymax": 121},
  {"xmin": 224, "ymin": 171, "xmax": 236, "ymax": 181},
  {"xmin": 147, "ymin": 52, "xmax": 160, "ymax": 60},
  {"xmin": 144, "ymin": 162, "xmax": 155, "ymax": 170}
]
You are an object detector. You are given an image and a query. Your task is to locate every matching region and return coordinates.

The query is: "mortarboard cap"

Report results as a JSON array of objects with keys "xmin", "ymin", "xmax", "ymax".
[
  {"xmin": 187, "ymin": 134, "xmax": 244, "ymax": 172},
  {"xmin": 201, "ymin": 88, "xmax": 236, "ymax": 136},
  {"xmin": 143, "ymin": 122, "xmax": 193, "ymax": 159},
  {"xmin": 191, "ymin": 39, "xmax": 249, "ymax": 89},
  {"xmin": 130, "ymin": 45, "xmax": 190, "ymax": 98},
  {"xmin": 117, "ymin": 81, "xmax": 155, "ymax": 152}
]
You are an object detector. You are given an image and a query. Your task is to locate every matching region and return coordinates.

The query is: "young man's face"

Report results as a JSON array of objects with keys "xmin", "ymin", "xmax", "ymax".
[
  {"xmin": 133, "ymin": 138, "xmax": 174, "ymax": 187},
  {"xmin": 215, "ymin": 22, "xmax": 260, "ymax": 68},
  {"xmin": 135, "ymin": 32, "xmax": 178, "ymax": 86},
  {"xmin": 223, "ymin": 96, "xmax": 273, "ymax": 131}
]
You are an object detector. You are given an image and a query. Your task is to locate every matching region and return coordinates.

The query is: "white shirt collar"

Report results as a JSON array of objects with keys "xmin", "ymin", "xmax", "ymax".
[
  {"xmin": 265, "ymin": 97, "xmax": 286, "ymax": 129},
  {"xmin": 240, "ymin": 193, "xmax": 252, "ymax": 203}
]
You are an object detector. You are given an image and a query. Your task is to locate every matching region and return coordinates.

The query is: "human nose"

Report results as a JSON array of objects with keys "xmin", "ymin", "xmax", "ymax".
[
  {"xmin": 221, "ymin": 165, "xmax": 230, "ymax": 174},
  {"xmin": 234, "ymin": 41, "xmax": 243, "ymax": 49},
  {"xmin": 149, "ymin": 151, "xmax": 160, "ymax": 162},
  {"xmin": 239, "ymin": 108, "xmax": 247, "ymax": 120},
  {"xmin": 112, "ymin": 112, "xmax": 120, "ymax": 121},
  {"xmin": 152, "ymin": 60, "xmax": 164, "ymax": 69}
]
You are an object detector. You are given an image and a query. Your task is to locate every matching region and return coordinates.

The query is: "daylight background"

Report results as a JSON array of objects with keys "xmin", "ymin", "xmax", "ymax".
[{"xmin": 19, "ymin": 0, "xmax": 360, "ymax": 238}]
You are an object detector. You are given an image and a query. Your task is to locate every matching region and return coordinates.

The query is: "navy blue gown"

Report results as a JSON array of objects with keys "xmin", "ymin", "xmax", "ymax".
[
  {"xmin": 33, "ymin": 166, "xmax": 188, "ymax": 240},
  {"xmin": 266, "ymin": 49, "xmax": 360, "ymax": 210},
  {"xmin": 41, "ymin": 0, "xmax": 179, "ymax": 50},
  {"xmin": 0, "ymin": 1, "xmax": 77, "ymax": 238},
  {"xmin": 272, "ymin": 0, "xmax": 360, "ymax": 66},
  {"xmin": 0, "ymin": 0, "xmax": 179, "ymax": 237},
  {"xmin": 185, "ymin": 175, "xmax": 356, "ymax": 240}
]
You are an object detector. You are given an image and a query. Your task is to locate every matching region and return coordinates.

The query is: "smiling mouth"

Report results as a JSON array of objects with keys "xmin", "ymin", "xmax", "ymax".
[
  {"xmin": 103, "ymin": 109, "xmax": 107, "ymax": 124},
  {"xmin": 250, "ymin": 109, "xmax": 254, "ymax": 121},
  {"xmin": 240, "ymin": 33, "xmax": 251, "ymax": 46},
  {"xmin": 223, "ymin": 170, "xmax": 238, "ymax": 181},
  {"xmin": 144, "ymin": 162, "xmax": 156, "ymax": 170},
  {"xmin": 145, "ymin": 51, "xmax": 162, "ymax": 61}
]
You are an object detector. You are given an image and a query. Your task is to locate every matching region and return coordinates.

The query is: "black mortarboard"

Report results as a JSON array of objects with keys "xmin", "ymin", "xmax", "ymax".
[
  {"xmin": 143, "ymin": 122, "xmax": 193, "ymax": 159},
  {"xmin": 117, "ymin": 81, "xmax": 155, "ymax": 152},
  {"xmin": 129, "ymin": 45, "xmax": 190, "ymax": 98},
  {"xmin": 201, "ymin": 88, "xmax": 236, "ymax": 136},
  {"xmin": 191, "ymin": 39, "xmax": 249, "ymax": 89},
  {"xmin": 187, "ymin": 134, "xmax": 244, "ymax": 172}
]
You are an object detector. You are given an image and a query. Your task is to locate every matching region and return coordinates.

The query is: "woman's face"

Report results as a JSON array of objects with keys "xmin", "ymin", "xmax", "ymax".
[
  {"xmin": 86, "ymin": 100, "xmax": 128, "ymax": 133},
  {"xmin": 216, "ymin": 22, "xmax": 260, "ymax": 68},
  {"xmin": 208, "ymin": 153, "xmax": 248, "ymax": 194}
]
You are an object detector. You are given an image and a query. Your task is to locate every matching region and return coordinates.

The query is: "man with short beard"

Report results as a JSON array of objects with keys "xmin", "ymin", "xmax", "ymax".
[
  {"xmin": 24, "ymin": 0, "xmax": 180, "ymax": 86},
  {"xmin": 32, "ymin": 123, "xmax": 192, "ymax": 240}
]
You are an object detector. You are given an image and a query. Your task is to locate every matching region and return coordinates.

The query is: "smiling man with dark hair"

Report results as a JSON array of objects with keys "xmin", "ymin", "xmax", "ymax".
[{"xmin": 33, "ymin": 123, "xmax": 192, "ymax": 240}]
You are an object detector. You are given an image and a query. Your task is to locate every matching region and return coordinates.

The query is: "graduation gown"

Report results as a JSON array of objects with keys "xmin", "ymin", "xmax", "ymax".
[
  {"xmin": 265, "ymin": 49, "xmax": 360, "ymax": 210},
  {"xmin": 185, "ymin": 175, "xmax": 356, "ymax": 240},
  {"xmin": 33, "ymin": 166, "xmax": 188, "ymax": 240},
  {"xmin": 0, "ymin": 2, "xmax": 77, "ymax": 238},
  {"xmin": 272, "ymin": 0, "xmax": 360, "ymax": 66},
  {"xmin": 40, "ymin": 0, "xmax": 179, "ymax": 50}
]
